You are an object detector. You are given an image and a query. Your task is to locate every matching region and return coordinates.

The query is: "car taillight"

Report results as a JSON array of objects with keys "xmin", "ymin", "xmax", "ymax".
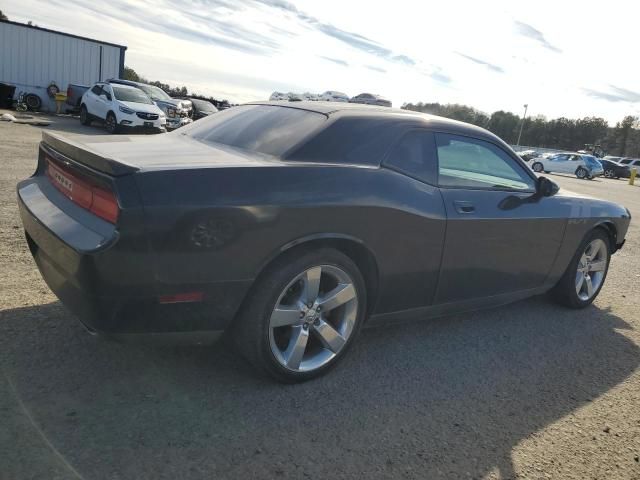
[{"xmin": 45, "ymin": 157, "xmax": 119, "ymax": 224}]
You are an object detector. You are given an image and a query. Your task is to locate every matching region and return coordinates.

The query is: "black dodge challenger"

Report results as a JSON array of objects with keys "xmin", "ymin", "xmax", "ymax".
[{"xmin": 18, "ymin": 102, "xmax": 631, "ymax": 382}]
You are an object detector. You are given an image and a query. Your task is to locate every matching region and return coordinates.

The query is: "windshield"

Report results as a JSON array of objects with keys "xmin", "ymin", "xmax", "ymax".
[
  {"xmin": 112, "ymin": 86, "xmax": 153, "ymax": 104},
  {"xmin": 139, "ymin": 84, "xmax": 172, "ymax": 101},
  {"xmin": 181, "ymin": 105, "xmax": 325, "ymax": 157},
  {"xmin": 190, "ymin": 99, "xmax": 218, "ymax": 112}
]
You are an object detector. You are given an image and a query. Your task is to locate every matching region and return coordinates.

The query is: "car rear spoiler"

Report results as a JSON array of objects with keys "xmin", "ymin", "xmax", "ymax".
[{"xmin": 41, "ymin": 131, "xmax": 139, "ymax": 176}]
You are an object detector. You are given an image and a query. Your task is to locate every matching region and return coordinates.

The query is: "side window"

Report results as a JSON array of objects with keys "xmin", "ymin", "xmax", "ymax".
[
  {"xmin": 383, "ymin": 130, "xmax": 437, "ymax": 184},
  {"xmin": 90, "ymin": 85, "xmax": 102, "ymax": 95},
  {"xmin": 435, "ymin": 133, "xmax": 536, "ymax": 191},
  {"xmin": 100, "ymin": 85, "xmax": 112, "ymax": 99},
  {"xmin": 551, "ymin": 154, "xmax": 568, "ymax": 162}
]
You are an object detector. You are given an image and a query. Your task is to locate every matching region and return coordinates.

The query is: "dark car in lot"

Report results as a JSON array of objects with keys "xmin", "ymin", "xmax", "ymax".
[
  {"xmin": 183, "ymin": 97, "xmax": 218, "ymax": 120},
  {"xmin": 17, "ymin": 102, "xmax": 630, "ymax": 382},
  {"xmin": 599, "ymin": 158, "xmax": 631, "ymax": 179},
  {"xmin": 349, "ymin": 93, "xmax": 392, "ymax": 107}
]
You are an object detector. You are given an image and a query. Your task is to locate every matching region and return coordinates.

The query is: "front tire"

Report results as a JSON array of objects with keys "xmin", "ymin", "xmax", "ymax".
[
  {"xmin": 604, "ymin": 169, "xmax": 615, "ymax": 178},
  {"xmin": 551, "ymin": 229, "xmax": 610, "ymax": 308},
  {"xmin": 532, "ymin": 162, "xmax": 544, "ymax": 173},
  {"xmin": 79, "ymin": 105, "xmax": 91, "ymax": 125},
  {"xmin": 233, "ymin": 248, "xmax": 367, "ymax": 382},
  {"xmin": 105, "ymin": 112, "xmax": 119, "ymax": 134}
]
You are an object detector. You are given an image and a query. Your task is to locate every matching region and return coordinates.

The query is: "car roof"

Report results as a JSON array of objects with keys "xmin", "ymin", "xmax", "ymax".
[
  {"xmin": 109, "ymin": 83, "xmax": 142, "ymax": 91},
  {"xmin": 247, "ymin": 101, "xmax": 505, "ymax": 144}
]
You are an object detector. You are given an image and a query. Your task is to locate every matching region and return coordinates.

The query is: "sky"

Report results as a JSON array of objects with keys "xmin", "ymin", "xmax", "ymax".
[{"xmin": 3, "ymin": 0, "xmax": 640, "ymax": 124}]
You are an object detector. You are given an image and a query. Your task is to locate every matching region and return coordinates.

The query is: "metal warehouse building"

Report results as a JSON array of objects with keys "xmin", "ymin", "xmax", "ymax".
[{"xmin": 0, "ymin": 20, "xmax": 126, "ymax": 112}]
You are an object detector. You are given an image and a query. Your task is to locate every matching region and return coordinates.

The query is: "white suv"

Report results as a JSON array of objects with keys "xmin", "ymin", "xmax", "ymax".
[{"xmin": 80, "ymin": 83, "xmax": 166, "ymax": 134}]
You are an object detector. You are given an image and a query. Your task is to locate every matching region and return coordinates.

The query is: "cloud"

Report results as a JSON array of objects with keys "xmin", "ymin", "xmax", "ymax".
[
  {"xmin": 49, "ymin": 0, "xmax": 276, "ymax": 55},
  {"xmin": 430, "ymin": 71, "xmax": 452, "ymax": 84},
  {"xmin": 514, "ymin": 21, "xmax": 561, "ymax": 53},
  {"xmin": 583, "ymin": 85, "xmax": 640, "ymax": 103},
  {"xmin": 366, "ymin": 65, "xmax": 387, "ymax": 73},
  {"xmin": 252, "ymin": 0, "xmax": 416, "ymax": 66},
  {"xmin": 456, "ymin": 53, "xmax": 504, "ymax": 73},
  {"xmin": 320, "ymin": 56, "xmax": 348, "ymax": 67}
]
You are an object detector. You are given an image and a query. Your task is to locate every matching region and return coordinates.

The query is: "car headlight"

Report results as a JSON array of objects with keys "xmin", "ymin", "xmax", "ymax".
[
  {"xmin": 166, "ymin": 107, "xmax": 176, "ymax": 118},
  {"xmin": 119, "ymin": 105, "xmax": 135, "ymax": 115}
]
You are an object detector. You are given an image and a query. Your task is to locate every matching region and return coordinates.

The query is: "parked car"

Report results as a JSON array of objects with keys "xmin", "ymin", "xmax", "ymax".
[
  {"xmin": 349, "ymin": 92, "xmax": 392, "ymax": 107},
  {"xmin": 320, "ymin": 91, "xmax": 350, "ymax": 102},
  {"xmin": 183, "ymin": 97, "xmax": 218, "ymax": 120},
  {"xmin": 18, "ymin": 102, "xmax": 630, "ymax": 382},
  {"xmin": 301, "ymin": 92, "xmax": 319, "ymax": 101},
  {"xmin": 65, "ymin": 83, "xmax": 89, "ymax": 112},
  {"xmin": 79, "ymin": 82, "xmax": 166, "ymax": 134},
  {"xmin": 516, "ymin": 149, "xmax": 538, "ymax": 161},
  {"xmin": 619, "ymin": 158, "xmax": 640, "ymax": 170},
  {"xmin": 531, "ymin": 153, "xmax": 604, "ymax": 179},
  {"xmin": 602, "ymin": 155, "xmax": 624, "ymax": 163},
  {"xmin": 269, "ymin": 91, "xmax": 288, "ymax": 101},
  {"xmin": 108, "ymin": 79, "xmax": 192, "ymax": 130},
  {"xmin": 599, "ymin": 158, "xmax": 631, "ymax": 179}
]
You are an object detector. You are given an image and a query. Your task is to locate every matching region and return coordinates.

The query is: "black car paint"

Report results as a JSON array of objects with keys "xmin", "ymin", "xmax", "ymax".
[
  {"xmin": 599, "ymin": 159, "xmax": 631, "ymax": 178},
  {"xmin": 17, "ymin": 102, "xmax": 631, "ymax": 338}
]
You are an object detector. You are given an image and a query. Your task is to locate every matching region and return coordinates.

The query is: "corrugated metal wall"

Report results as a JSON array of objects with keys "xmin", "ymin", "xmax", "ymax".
[{"xmin": 0, "ymin": 21, "xmax": 124, "ymax": 112}]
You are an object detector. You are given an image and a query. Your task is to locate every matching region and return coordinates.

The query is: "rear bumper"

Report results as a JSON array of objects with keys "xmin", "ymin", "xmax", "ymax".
[{"xmin": 17, "ymin": 177, "xmax": 249, "ymax": 336}]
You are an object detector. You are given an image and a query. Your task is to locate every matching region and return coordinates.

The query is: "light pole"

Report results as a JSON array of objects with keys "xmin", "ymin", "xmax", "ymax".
[{"xmin": 516, "ymin": 103, "xmax": 528, "ymax": 147}]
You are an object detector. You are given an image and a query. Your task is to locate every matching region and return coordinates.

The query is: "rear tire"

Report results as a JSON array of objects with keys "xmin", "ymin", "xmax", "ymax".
[
  {"xmin": 604, "ymin": 169, "xmax": 615, "ymax": 178},
  {"xmin": 232, "ymin": 248, "xmax": 367, "ymax": 383},
  {"xmin": 532, "ymin": 162, "xmax": 544, "ymax": 173},
  {"xmin": 25, "ymin": 93, "xmax": 42, "ymax": 111},
  {"xmin": 576, "ymin": 167, "xmax": 588, "ymax": 179},
  {"xmin": 79, "ymin": 105, "xmax": 91, "ymax": 125},
  {"xmin": 105, "ymin": 112, "xmax": 118, "ymax": 134},
  {"xmin": 551, "ymin": 229, "xmax": 610, "ymax": 309}
]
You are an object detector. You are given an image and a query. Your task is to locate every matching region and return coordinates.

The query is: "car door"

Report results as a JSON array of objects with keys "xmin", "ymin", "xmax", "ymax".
[
  {"xmin": 85, "ymin": 84, "xmax": 103, "ymax": 116},
  {"xmin": 547, "ymin": 154, "xmax": 569, "ymax": 173},
  {"xmin": 433, "ymin": 132, "xmax": 566, "ymax": 304},
  {"xmin": 95, "ymin": 84, "xmax": 113, "ymax": 119}
]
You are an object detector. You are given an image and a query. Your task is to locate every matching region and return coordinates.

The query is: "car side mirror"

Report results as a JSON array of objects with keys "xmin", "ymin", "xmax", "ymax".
[{"xmin": 537, "ymin": 176, "xmax": 559, "ymax": 197}]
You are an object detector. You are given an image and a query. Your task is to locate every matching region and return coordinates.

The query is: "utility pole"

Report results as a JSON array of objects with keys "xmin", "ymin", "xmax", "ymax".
[{"xmin": 516, "ymin": 104, "xmax": 528, "ymax": 146}]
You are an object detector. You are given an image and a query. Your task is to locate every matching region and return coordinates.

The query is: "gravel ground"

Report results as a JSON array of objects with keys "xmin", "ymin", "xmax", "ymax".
[{"xmin": 1, "ymin": 112, "xmax": 639, "ymax": 480}]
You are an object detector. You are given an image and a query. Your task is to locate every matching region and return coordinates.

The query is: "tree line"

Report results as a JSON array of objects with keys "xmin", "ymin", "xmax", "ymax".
[
  {"xmin": 401, "ymin": 102, "xmax": 640, "ymax": 157},
  {"xmin": 123, "ymin": 66, "xmax": 232, "ymax": 110}
]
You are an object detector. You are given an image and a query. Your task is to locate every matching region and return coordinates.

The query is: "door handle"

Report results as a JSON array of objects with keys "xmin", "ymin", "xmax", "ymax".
[{"xmin": 453, "ymin": 200, "xmax": 475, "ymax": 214}]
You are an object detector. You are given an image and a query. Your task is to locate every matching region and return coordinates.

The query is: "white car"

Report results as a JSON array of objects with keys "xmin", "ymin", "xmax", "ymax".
[
  {"xmin": 80, "ymin": 83, "xmax": 167, "ymax": 134},
  {"xmin": 320, "ymin": 90, "xmax": 349, "ymax": 102},
  {"xmin": 531, "ymin": 153, "xmax": 604, "ymax": 179}
]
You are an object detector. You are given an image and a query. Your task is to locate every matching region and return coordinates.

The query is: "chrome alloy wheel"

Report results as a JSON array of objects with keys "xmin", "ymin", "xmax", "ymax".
[
  {"xmin": 575, "ymin": 238, "xmax": 607, "ymax": 301},
  {"xmin": 269, "ymin": 265, "xmax": 358, "ymax": 372}
]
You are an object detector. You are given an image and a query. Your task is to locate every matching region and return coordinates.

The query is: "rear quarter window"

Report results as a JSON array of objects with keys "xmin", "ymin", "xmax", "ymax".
[
  {"xmin": 182, "ymin": 105, "xmax": 326, "ymax": 157},
  {"xmin": 287, "ymin": 116, "xmax": 404, "ymax": 165}
]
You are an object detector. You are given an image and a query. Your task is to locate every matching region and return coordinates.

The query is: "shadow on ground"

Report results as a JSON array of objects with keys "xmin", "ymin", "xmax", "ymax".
[{"xmin": 1, "ymin": 297, "xmax": 638, "ymax": 479}]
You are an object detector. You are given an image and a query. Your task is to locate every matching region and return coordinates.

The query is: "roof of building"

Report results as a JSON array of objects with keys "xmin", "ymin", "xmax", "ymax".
[{"xmin": 0, "ymin": 19, "xmax": 127, "ymax": 50}]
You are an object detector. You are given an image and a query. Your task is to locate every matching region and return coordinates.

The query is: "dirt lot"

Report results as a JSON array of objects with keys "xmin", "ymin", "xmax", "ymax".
[{"xmin": 1, "ymin": 112, "xmax": 639, "ymax": 480}]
